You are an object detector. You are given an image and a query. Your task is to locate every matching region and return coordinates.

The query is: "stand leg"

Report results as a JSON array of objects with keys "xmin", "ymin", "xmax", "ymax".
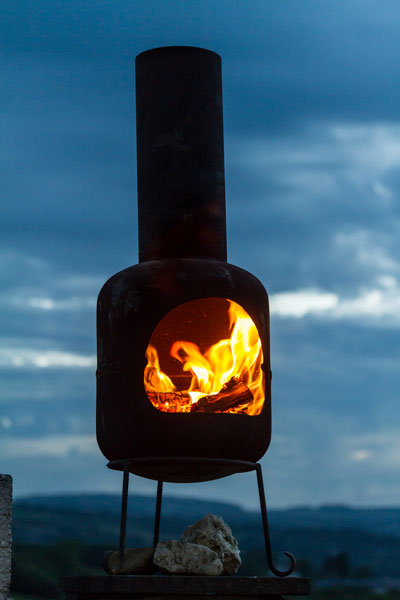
[
  {"xmin": 256, "ymin": 463, "xmax": 296, "ymax": 577},
  {"xmin": 153, "ymin": 480, "xmax": 163, "ymax": 547},
  {"xmin": 118, "ymin": 467, "xmax": 130, "ymax": 570}
]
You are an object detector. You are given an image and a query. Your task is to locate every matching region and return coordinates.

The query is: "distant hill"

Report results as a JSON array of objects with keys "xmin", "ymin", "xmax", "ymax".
[
  {"xmin": 14, "ymin": 493, "xmax": 246, "ymax": 522},
  {"xmin": 12, "ymin": 493, "xmax": 400, "ymax": 579},
  {"xmin": 14, "ymin": 494, "xmax": 400, "ymax": 537},
  {"xmin": 12, "ymin": 493, "xmax": 247, "ymax": 547},
  {"xmin": 11, "ymin": 494, "xmax": 400, "ymax": 598},
  {"xmin": 269, "ymin": 504, "xmax": 400, "ymax": 538}
]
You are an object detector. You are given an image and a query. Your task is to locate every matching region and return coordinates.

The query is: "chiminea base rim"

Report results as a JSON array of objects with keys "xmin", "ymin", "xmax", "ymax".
[{"xmin": 107, "ymin": 456, "xmax": 257, "ymax": 483}]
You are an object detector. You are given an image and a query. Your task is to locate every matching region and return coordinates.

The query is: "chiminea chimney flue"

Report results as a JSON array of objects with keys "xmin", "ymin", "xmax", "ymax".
[{"xmin": 135, "ymin": 46, "xmax": 227, "ymax": 263}]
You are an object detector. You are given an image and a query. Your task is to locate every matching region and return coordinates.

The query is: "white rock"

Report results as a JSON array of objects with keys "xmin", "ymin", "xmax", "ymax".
[
  {"xmin": 153, "ymin": 540, "xmax": 223, "ymax": 575},
  {"xmin": 181, "ymin": 513, "xmax": 241, "ymax": 575}
]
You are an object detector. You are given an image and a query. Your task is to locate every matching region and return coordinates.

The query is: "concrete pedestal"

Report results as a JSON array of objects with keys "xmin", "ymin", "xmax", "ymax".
[
  {"xmin": 0, "ymin": 475, "xmax": 12, "ymax": 600},
  {"xmin": 60, "ymin": 575, "xmax": 310, "ymax": 600}
]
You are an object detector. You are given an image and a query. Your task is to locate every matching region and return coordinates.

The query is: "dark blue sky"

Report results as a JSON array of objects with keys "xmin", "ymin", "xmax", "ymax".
[{"xmin": 2, "ymin": 0, "xmax": 400, "ymax": 508}]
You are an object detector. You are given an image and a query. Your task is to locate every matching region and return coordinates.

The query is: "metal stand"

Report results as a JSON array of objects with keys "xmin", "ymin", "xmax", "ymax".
[
  {"xmin": 153, "ymin": 480, "xmax": 163, "ymax": 547},
  {"xmin": 117, "ymin": 468, "xmax": 130, "ymax": 570},
  {"xmin": 113, "ymin": 457, "xmax": 295, "ymax": 577}
]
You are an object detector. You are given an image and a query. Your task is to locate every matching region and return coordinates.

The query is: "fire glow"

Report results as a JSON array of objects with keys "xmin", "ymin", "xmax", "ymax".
[{"xmin": 144, "ymin": 299, "xmax": 264, "ymax": 415}]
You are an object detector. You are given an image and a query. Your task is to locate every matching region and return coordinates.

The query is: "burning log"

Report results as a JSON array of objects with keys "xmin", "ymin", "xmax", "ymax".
[
  {"xmin": 147, "ymin": 391, "xmax": 192, "ymax": 412},
  {"xmin": 190, "ymin": 379, "xmax": 253, "ymax": 413},
  {"xmin": 147, "ymin": 378, "xmax": 253, "ymax": 413}
]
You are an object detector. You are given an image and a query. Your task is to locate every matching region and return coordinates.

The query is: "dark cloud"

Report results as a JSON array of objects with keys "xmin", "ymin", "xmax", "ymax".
[{"xmin": 2, "ymin": 0, "xmax": 400, "ymax": 507}]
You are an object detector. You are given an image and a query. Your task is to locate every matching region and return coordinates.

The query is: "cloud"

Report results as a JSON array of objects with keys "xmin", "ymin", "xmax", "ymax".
[
  {"xmin": 0, "ymin": 347, "xmax": 96, "ymax": 369},
  {"xmin": 270, "ymin": 289, "xmax": 338, "ymax": 318},
  {"xmin": 331, "ymin": 122, "xmax": 400, "ymax": 183},
  {"xmin": 231, "ymin": 121, "xmax": 400, "ymax": 204},
  {"xmin": 8, "ymin": 295, "xmax": 96, "ymax": 311},
  {"xmin": 0, "ymin": 252, "xmax": 98, "ymax": 361},
  {"xmin": 350, "ymin": 449, "xmax": 371, "ymax": 462},
  {"xmin": 334, "ymin": 284, "xmax": 400, "ymax": 321},
  {"xmin": 227, "ymin": 120, "xmax": 400, "ymax": 297},
  {"xmin": 334, "ymin": 229, "xmax": 399, "ymax": 273},
  {"xmin": 270, "ymin": 275, "xmax": 400, "ymax": 325},
  {"xmin": 343, "ymin": 430, "xmax": 400, "ymax": 468},
  {"xmin": 0, "ymin": 434, "xmax": 97, "ymax": 458}
]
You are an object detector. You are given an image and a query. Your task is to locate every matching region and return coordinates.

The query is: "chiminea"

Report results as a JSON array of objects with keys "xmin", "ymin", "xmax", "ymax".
[{"xmin": 96, "ymin": 46, "xmax": 295, "ymax": 577}]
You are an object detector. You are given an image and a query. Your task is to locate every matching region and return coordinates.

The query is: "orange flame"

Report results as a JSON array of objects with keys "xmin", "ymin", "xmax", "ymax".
[{"xmin": 144, "ymin": 300, "xmax": 264, "ymax": 415}]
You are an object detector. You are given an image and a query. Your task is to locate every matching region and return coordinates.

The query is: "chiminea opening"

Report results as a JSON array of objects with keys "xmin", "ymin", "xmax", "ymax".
[{"xmin": 145, "ymin": 297, "xmax": 265, "ymax": 415}]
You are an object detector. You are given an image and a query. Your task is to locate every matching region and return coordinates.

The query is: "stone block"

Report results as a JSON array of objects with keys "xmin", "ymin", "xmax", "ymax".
[{"xmin": 0, "ymin": 475, "xmax": 12, "ymax": 600}]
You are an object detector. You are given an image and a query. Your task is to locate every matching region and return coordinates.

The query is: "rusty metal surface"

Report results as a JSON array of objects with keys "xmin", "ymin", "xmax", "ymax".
[
  {"xmin": 107, "ymin": 457, "xmax": 257, "ymax": 483},
  {"xmin": 96, "ymin": 47, "xmax": 272, "ymax": 484},
  {"xmin": 96, "ymin": 258, "xmax": 271, "ymax": 481},
  {"xmin": 136, "ymin": 47, "xmax": 226, "ymax": 263}
]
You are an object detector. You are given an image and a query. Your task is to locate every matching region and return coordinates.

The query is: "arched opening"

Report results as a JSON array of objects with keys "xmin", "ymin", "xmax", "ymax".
[{"xmin": 144, "ymin": 298, "xmax": 264, "ymax": 415}]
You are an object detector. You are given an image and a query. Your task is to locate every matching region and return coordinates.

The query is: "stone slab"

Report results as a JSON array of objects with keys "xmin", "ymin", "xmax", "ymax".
[
  {"xmin": 0, "ymin": 475, "xmax": 12, "ymax": 600},
  {"xmin": 60, "ymin": 575, "xmax": 310, "ymax": 599}
]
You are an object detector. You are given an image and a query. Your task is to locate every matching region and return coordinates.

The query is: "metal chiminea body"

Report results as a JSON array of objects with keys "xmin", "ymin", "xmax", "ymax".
[{"xmin": 96, "ymin": 46, "xmax": 295, "ymax": 576}]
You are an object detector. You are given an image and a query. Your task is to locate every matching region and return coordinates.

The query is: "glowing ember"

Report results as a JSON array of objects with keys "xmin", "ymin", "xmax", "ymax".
[{"xmin": 144, "ymin": 299, "xmax": 264, "ymax": 415}]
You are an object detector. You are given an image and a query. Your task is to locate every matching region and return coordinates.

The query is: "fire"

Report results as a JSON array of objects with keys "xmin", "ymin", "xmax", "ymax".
[{"xmin": 144, "ymin": 299, "xmax": 264, "ymax": 415}]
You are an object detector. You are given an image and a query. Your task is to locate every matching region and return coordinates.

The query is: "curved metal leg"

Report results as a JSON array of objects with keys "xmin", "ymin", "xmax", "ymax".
[
  {"xmin": 153, "ymin": 480, "xmax": 163, "ymax": 547},
  {"xmin": 256, "ymin": 463, "xmax": 296, "ymax": 577},
  {"xmin": 118, "ymin": 467, "xmax": 130, "ymax": 570}
]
